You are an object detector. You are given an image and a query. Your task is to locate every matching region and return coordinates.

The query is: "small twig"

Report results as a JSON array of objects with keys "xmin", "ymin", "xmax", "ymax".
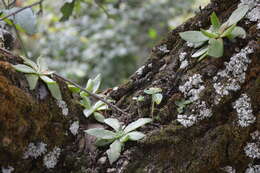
[
  {"xmin": 0, "ymin": 0, "xmax": 44, "ymax": 22},
  {"xmin": 7, "ymin": 0, "xmax": 15, "ymax": 8},
  {"xmin": 54, "ymin": 73, "xmax": 130, "ymax": 116}
]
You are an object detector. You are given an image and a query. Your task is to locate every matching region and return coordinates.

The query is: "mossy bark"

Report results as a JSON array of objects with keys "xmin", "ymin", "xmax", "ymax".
[{"xmin": 0, "ymin": 0, "xmax": 259, "ymax": 172}]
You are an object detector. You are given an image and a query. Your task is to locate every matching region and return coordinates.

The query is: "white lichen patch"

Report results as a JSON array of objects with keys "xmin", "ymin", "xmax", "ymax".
[
  {"xmin": 1, "ymin": 166, "xmax": 14, "ymax": 173},
  {"xmin": 179, "ymin": 52, "xmax": 189, "ymax": 69},
  {"xmin": 43, "ymin": 147, "xmax": 61, "ymax": 169},
  {"xmin": 244, "ymin": 130, "xmax": 260, "ymax": 159},
  {"xmin": 177, "ymin": 101, "xmax": 212, "ymax": 127},
  {"xmin": 136, "ymin": 65, "xmax": 145, "ymax": 75},
  {"xmin": 158, "ymin": 44, "xmax": 170, "ymax": 53},
  {"xmin": 213, "ymin": 46, "xmax": 254, "ymax": 104},
  {"xmin": 23, "ymin": 142, "xmax": 47, "ymax": 159},
  {"xmin": 179, "ymin": 74, "xmax": 205, "ymax": 101},
  {"xmin": 240, "ymin": 0, "xmax": 259, "ymax": 8},
  {"xmin": 233, "ymin": 94, "xmax": 255, "ymax": 127},
  {"xmin": 57, "ymin": 100, "xmax": 69, "ymax": 116},
  {"xmin": 246, "ymin": 6, "xmax": 260, "ymax": 22},
  {"xmin": 221, "ymin": 166, "xmax": 236, "ymax": 173},
  {"xmin": 245, "ymin": 164, "xmax": 260, "ymax": 173},
  {"xmin": 69, "ymin": 121, "xmax": 79, "ymax": 136}
]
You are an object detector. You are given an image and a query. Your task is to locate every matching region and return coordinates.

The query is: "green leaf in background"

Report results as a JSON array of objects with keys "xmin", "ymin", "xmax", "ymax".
[
  {"xmin": 210, "ymin": 12, "xmax": 220, "ymax": 31},
  {"xmin": 179, "ymin": 31, "xmax": 209, "ymax": 43},
  {"xmin": 207, "ymin": 38, "xmax": 223, "ymax": 58},
  {"xmin": 148, "ymin": 28, "xmax": 158, "ymax": 39},
  {"xmin": 191, "ymin": 45, "xmax": 208, "ymax": 58},
  {"xmin": 225, "ymin": 4, "xmax": 249, "ymax": 27},
  {"xmin": 60, "ymin": 0, "xmax": 75, "ymax": 21},
  {"xmin": 104, "ymin": 118, "xmax": 121, "ymax": 131},
  {"xmin": 200, "ymin": 29, "xmax": 219, "ymax": 38},
  {"xmin": 12, "ymin": 64, "xmax": 36, "ymax": 73},
  {"xmin": 93, "ymin": 112, "xmax": 105, "ymax": 123},
  {"xmin": 85, "ymin": 128, "xmax": 116, "ymax": 139},
  {"xmin": 124, "ymin": 118, "xmax": 152, "ymax": 133},
  {"xmin": 107, "ymin": 140, "xmax": 122, "ymax": 164},
  {"xmin": 220, "ymin": 24, "xmax": 236, "ymax": 37},
  {"xmin": 152, "ymin": 93, "xmax": 162, "ymax": 105},
  {"xmin": 8, "ymin": 8, "xmax": 37, "ymax": 35},
  {"xmin": 25, "ymin": 74, "xmax": 39, "ymax": 90},
  {"xmin": 228, "ymin": 26, "xmax": 246, "ymax": 39}
]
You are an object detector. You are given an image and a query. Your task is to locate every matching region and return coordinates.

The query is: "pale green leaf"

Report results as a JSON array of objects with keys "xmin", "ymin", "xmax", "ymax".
[
  {"xmin": 13, "ymin": 64, "xmax": 36, "ymax": 73},
  {"xmin": 83, "ymin": 108, "xmax": 94, "ymax": 118},
  {"xmin": 179, "ymin": 31, "xmax": 209, "ymax": 43},
  {"xmin": 104, "ymin": 118, "xmax": 121, "ymax": 131},
  {"xmin": 228, "ymin": 26, "xmax": 247, "ymax": 39},
  {"xmin": 124, "ymin": 131, "xmax": 145, "ymax": 141},
  {"xmin": 85, "ymin": 128, "xmax": 116, "ymax": 139},
  {"xmin": 23, "ymin": 57, "xmax": 38, "ymax": 70},
  {"xmin": 210, "ymin": 12, "xmax": 221, "ymax": 31},
  {"xmin": 200, "ymin": 29, "xmax": 219, "ymax": 38},
  {"xmin": 152, "ymin": 93, "xmax": 162, "ymax": 105},
  {"xmin": 46, "ymin": 82, "xmax": 62, "ymax": 100},
  {"xmin": 92, "ymin": 74, "xmax": 101, "ymax": 93},
  {"xmin": 93, "ymin": 112, "xmax": 105, "ymax": 123},
  {"xmin": 107, "ymin": 140, "xmax": 122, "ymax": 164},
  {"xmin": 80, "ymin": 96, "xmax": 91, "ymax": 109},
  {"xmin": 40, "ymin": 75, "xmax": 55, "ymax": 84},
  {"xmin": 220, "ymin": 24, "xmax": 236, "ymax": 38},
  {"xmin": 144, "ymin": 87, "xmax": 162, "ymax": 95},
  {"xmin": 207, "ymin": 38, "xmax": 223, "ymax": 58},
  {"xmin": 226, "ymin": 4, "xmax": 249, "ymax": 27},
  {"xmin": 68, "ymin": 84, "xmax": 81, "ymax": 93},
  {"xmin": 124, "ymin": 118, "xmax": 152, "ymax": 133},
  {"xmin": 191, "ymin": 46, "xmax": 208, "ymax": 58},
  {"xmin": 95, "ymin": 138, "xmax": 114, "ymax": 147},
  {"xmin": 25, "ymin": 74, "xmax": 39, "ymax": 90}
]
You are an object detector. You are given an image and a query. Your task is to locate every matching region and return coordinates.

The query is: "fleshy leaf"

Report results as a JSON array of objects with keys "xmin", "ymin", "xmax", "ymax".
[
  {"xmin": 144, "ymin": 87, "xmax": 162, "ymax": 95},
  {"xmin": 124, "ymin": 118, "xmax": 152, "ymax": 133},
  {"xmin": 22, "ymin": 57, "xmax": 38, "ymax": 70},
  {"xmin": 228, "ymin": 26, "xmax": 246, "ymax": 39},
  {"xmin": 220, "ymin": 24, "xmax": 236, "ymax": 37},
  {"xmin": 95, "ymin": 138, "xmax": 114, "ymax": 147},
  {"xmin": 83, "ymin": 108, "xmax": 94, "ymax": 118},
  {"xmin": 200, "ymin": 29, "xmax": 219, "ymax": 38},
  {"xmin": 210, "ymin": 12, "xmax": 221, "ymax": 31},
  {"xmin": 207, "ymin": 38, "xmax": 223, "ymax": 58},
  {"xmin": 13, "ymin": 64, "xmax": 36, "ymax": 73},
  {"xmin": 40, "ymin": 75, "xmax": 55, "ymax": 84},
  {"xmin": 46, "ymin": 81, "xmax": 62, "ymax": 100},
  {"xmin": 226, "ymin": 4, "xmax": 249, "ymax": 27},
  {"xmin": 191, "ymin": 46, "xmax": 208, "ymax": 58},
  {"xmin": 92, "ymin": 74, "xmax": 101, "ymax": 93},
  {"xmin": 85, "ymin": 128, "xmax": 116, "ymax": 139},
  {"xmin": 68, "ymin": 84, "xmax": 81, "ymax": 93},
  {"xmin": 94, "ymin": 112, "xmax": 105, "ymax": 123},
  {"xmin": 104, "ymin": 118, "xmax": 121, "ymax": 131},
  {"xmin": 152, "ymin": 93, "xmax": 163, "ymax": 105},
  {"xmin": 80, "ymin": 96, "xmax": 91, "ymax": 109},
  {"xmin": 107, "ymin": 140, "xmax": 122, "ymax": 164},
  {"xmin": 124, "ymin": 131, "xmax": 145, "ymax": 141},
  {"xmin": 179, "ymin": 31, "xmax": 209, "ymax": 43},
  {"xmin": 25, "ymin": 74, "xmax": 39, "ymax": 90}
]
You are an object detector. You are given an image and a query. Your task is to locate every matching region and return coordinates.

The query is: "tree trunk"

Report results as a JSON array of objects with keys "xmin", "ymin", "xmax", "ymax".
[{"xmin": 0, "ymin": 0, "xmax": 259, "ymax": 172}]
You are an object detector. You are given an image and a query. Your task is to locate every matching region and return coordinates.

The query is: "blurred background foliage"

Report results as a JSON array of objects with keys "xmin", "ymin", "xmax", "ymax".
[{"xmin": 21, "ymin": 0, "xmax": 209, "ymax": 88}]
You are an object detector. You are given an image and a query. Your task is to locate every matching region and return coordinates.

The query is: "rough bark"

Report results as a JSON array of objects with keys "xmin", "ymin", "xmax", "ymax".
[{"xmin": 0, "ymin": 0, "xmax": 259, "ymax": 172}]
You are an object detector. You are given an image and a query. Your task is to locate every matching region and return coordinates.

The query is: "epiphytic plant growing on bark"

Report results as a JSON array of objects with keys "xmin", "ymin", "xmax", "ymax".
[
  {"xmin": 13, "ymin": 56, "xmax": 62, "ymax": 100},
  {"xmin": 144, "ymin": 87, "xmax": 163, "ymax": 118},
  {"xmin": 179, "ymin": 4, "xmax": 249, "ymax": 61},
  {"xmin": 85, "ymin": 118, "xmax": 152, "ymax": 164}
]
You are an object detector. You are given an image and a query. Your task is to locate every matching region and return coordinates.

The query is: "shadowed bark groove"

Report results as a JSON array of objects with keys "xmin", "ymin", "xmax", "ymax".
[{"xmin": 0, "ymin": 0, "xmax": 259, "ymax": 172}]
